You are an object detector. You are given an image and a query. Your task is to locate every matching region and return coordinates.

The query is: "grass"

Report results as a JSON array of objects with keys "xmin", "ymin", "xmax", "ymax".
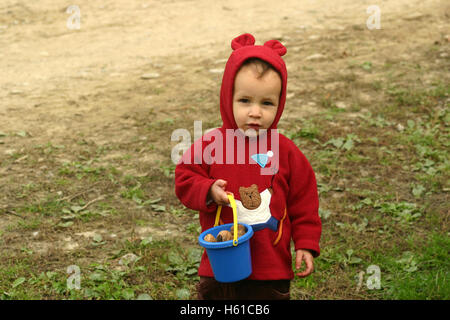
[
  {"xmin": 0, "ymin": 16, "xmax": 449, "ymax": 300},
  {"xmin": 361, "ymin": 232, "xmax": 449, "ymax": 299}
]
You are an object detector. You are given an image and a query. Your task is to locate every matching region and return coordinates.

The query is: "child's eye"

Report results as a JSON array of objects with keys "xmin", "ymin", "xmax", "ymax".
[
  {"xmin": 263, "ymin": 101, "xmax": 274, "ymax": 106},
  {"xmin": 239, "ymin": 98, "xmax": 249, "ymax": 103}
]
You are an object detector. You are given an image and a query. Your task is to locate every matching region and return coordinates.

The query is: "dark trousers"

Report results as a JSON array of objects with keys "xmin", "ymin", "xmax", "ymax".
[{"xmin": 197, "ymin": 276, "xmax": 290, "ymax": 300}]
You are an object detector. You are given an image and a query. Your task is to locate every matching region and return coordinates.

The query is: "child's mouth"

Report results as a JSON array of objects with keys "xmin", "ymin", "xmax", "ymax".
[{"xmin": 247, "ymin": 124, "xmax": 261, "ymax": 130}]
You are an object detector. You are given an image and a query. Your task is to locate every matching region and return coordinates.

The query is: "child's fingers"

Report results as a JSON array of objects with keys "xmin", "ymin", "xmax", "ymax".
[
  {"xmin": 221, "ymin": 190, "xmax": 230, "ymax": 204},
  {"xmin": 211, "ymin": 180, "xmax": 229, "ymax": 205},
  {"xmin": 212, "ymin": 188, "xmax": 229, "ymax": 205},
  {"xmin": 296, "ymin": 255, "xmax": 314, "ymax": 278},
  {"xmin": 216, "ymin": 179, "xmax": 227, "ymax": 190},
  {"xmin": 295, "ymin": 251, "xmax": 304, "ymax": 270},
  {"xmin": 304, "ymin": 257, "xmax": 314, "ymax": 275}
]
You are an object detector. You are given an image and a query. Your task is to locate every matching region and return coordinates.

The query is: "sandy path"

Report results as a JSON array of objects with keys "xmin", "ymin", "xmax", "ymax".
[{"xmin": 0, "ymin": 0, "xmax": 445, "ymax": 140}]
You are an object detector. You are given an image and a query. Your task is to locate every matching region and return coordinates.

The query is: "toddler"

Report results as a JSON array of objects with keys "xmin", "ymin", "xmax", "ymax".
[{"xmin": 175, "ymin": 33, "xmax": 321, "ymax": 300}]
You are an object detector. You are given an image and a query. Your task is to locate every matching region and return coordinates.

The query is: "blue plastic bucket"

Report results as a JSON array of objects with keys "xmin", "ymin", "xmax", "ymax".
[{"xmin": 198, "ymin": 223, "xmax": 253, "ymax": 283}]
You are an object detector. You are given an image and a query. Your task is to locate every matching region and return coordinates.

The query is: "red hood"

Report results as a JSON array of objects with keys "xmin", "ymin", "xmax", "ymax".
[{"xmin": 219, "ymin": 33, "xmax": 288, "ymax": 131}]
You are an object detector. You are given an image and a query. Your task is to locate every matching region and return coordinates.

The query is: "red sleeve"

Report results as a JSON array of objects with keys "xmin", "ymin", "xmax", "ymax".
[
  {"xmin": 175, "ymin": 138, "xmax": 218, "ymax": 213},
  {"xmin": 286, "ymin": 146, "xmax": 322, "ymax": 257}
]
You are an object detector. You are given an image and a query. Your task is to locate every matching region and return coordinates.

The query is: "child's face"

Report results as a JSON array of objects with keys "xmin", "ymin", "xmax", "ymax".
[{"xmin": 232, "ymin": 64, "xmax": 281, "ymax": 137}]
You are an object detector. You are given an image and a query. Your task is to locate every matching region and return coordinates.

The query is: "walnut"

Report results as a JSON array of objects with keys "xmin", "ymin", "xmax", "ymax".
[
  {"xmin": 230, "ymin": 224, "xmax": 246, "ymax": 237},
  {"xmin": 203, "ymin": 233, "xmax": 216, "ymax": 242},
  {"xmin": 216, "ymin": 230, "xmax": 233, "ymax": 242}
]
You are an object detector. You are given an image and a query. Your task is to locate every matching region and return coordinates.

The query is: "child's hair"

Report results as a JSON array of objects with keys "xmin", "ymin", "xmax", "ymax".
[{"xmin": 240, "ymin": 57, "xmax": 277, "ymax": 79}]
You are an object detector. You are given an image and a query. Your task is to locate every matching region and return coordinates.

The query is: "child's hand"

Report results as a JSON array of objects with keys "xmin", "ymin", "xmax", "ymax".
[
  {"xmin": 207, "ymin": 179, "xmax": 230, "ymax": 206},
  {"xmin": 295, "ymin": 249, "xmax": 314, "ymax": 278}
]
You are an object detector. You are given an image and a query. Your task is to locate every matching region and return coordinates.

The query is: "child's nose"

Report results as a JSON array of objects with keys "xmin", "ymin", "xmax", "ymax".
[{"xmin": 248, "ymin": 104, "xmax": 262, "ymax": 118}]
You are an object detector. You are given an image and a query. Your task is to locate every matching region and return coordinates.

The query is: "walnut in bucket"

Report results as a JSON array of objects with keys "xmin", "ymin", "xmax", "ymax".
[
  {"xmin": 203, "ymin": 233, "xmax": 216, "ymax": 242},
  {"xmin": 216, "ymin": 230, "xmax": 233, "ymax": 242},
  {"xmin": 230, "ymin": 224, "xmax": 246, "ymax": 238}
]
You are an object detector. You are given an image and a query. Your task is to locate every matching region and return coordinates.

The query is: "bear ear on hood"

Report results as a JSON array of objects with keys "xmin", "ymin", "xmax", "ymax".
[
  {"xmin": 264, "ymin": 40, "xmax": 287, "ymax": 56},
  {"xmin": 231, "ymin": 33, "xmax": 255, "ymax": 50}
]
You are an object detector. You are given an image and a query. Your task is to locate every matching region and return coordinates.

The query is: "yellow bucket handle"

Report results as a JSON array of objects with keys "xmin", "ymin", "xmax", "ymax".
[{"xmin": 214, "ymin": 193, "xmax": 238, "ymax": 246}]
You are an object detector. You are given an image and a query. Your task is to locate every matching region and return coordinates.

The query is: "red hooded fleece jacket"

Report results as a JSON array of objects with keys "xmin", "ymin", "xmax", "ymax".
[{"xmin": 175, "ymin": 33, "xmax": 321, "ymax": 280}]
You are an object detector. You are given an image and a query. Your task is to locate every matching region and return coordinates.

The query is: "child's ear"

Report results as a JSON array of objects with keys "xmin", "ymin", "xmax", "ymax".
[
  {"xmin": 264, "ymin": 40, "xmax": 287, "ymax": 56},
  {"xmin": 231, "ymin": 33, "xmax": 255, "ymax": 50}
]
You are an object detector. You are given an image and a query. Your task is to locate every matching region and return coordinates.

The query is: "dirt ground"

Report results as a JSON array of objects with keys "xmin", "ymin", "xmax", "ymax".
[
  {"xmin": 0, "ymin": 0, "xmax": 449, "ymax": 299},
  {"xmin": 0, "ymin": 0, "xmax": 446, "ymax": 141}
]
